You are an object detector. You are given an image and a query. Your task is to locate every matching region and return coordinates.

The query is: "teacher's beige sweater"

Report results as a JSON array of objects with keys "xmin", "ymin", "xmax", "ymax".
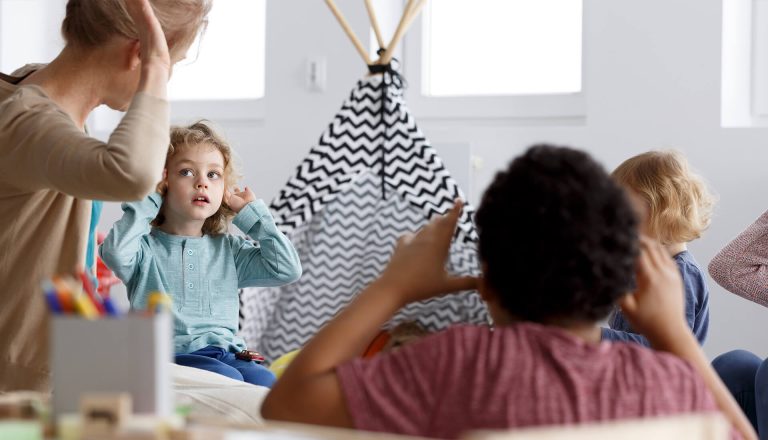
[{"xmin": 0, "ymin": 66, "xmax": 169, "ymax": 391}]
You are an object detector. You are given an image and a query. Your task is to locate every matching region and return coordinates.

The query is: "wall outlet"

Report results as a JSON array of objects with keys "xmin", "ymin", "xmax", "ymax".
[
  {"xmin": 306, "ymin": 56, "xmax": 327, "ymax": 92},
  {"xmin": 471, "ymin": 155, "xmax": 484, "ymax": 171}
]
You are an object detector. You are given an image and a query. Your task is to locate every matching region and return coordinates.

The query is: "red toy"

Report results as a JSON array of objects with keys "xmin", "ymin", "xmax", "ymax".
[
  {"xmin": 96, "ymin": 232, "xmax": 121, "ymax": 296},
  {"xmin": 235, "ymin": 350, "xmax": 265, "ymax": 364}
]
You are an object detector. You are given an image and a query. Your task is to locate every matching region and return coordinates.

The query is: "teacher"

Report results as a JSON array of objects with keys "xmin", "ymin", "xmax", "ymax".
[{"xmin": 0, "ymin": 0, "xmax": 211, "ymax": 391}]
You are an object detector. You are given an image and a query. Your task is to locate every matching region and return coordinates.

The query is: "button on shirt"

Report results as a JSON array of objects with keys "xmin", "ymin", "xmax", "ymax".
[{"xmin": 99, "ymin": 193, "xmax": 302, "ymax": 354}]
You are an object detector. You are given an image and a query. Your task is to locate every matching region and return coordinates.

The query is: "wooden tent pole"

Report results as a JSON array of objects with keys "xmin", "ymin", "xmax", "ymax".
[
  {"xmin": 403, "ymin": 0, "xmax": 420, "ymax": 24},
  {"xmin": 324, "ymin": 0, "xmax": 373, "ymax": 65},
  {"xmin": 364, "ymin": 0, "xmax": 386, "ymax": 53},
  {"xmin": 379, "ymin": 0, "xmax": 415, "ymax": 65},
  {"xmin": 405, "ymin": 0, "xmax": 427, "ymax": 43},
  {"xmin": 380, "ymin": 0, "xmax": 427, "ymax": 65},
  {"xmin": 403, "ymin": 0, "xmax": 428, "ymax": 33}
]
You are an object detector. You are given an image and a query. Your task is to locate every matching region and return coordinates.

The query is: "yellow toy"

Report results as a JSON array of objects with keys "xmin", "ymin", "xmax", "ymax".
[
  {"xmin": 268, "ymin": 350, "xmax": 300, "ymax": 379},
  {"xmin": 147, "ymin": 292, "xmax": 172, "ymax": 314}
]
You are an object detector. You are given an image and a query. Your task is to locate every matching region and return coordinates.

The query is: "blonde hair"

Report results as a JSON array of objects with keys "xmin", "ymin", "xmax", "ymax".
[
  {"xmin": 612, "ymin": 150, "xmax": 715, "ymax": 244},
  {"xmin": 61, "ymin": 0, "xmax": 211, "ymax": 60},
  {"xmin": 153, "ymin": 120, "xmax": 241, "ymax": 235}
]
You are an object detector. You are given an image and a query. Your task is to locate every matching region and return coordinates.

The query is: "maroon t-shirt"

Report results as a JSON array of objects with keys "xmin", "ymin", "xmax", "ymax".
[{"xmin": 337, "ymin": 323, "xmax": 719, "ymax": 439}]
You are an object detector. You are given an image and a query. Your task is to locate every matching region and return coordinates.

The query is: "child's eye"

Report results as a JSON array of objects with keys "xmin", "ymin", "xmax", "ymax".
[
  {"xmin": 180, "ymin": 169, "xmax": 194, "ymax": 177},
  {"xmin": 208, "ymin": 171, "xmax": 221, "ymax": 180}
]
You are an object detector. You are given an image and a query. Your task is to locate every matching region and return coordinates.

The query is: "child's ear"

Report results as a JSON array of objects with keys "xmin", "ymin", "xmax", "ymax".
[
  {"xmin": 156, "ymin": 169, "xmax": 169, "ymax": 195},
  {"xmin": 222, "ymin": 191, "xmax": 233, "ymax": 211},
  {"xmin": 477, "ymin": 275, "xmax": 494, "ymax": 304},
  {"xmin": 477, "ymin": 275, "xmax": 512, "ymax": 326},
  {"xmin": 477, "ymin": 265, "xmax": 501, "ymax": 306}
]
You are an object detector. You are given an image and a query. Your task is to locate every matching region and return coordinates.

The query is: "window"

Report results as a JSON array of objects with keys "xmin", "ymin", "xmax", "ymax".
[
  {"xmin": 169, "ymin": 0, "xmax": 265, "ymax": 102},
  {"xmin": 167, "ymin": 0, "xmax": 266, "ymax": 122},
  {"xmin": 0, "ymin": 0, "xmax": 267, "ymax": 129},
  {"xmin": 722, "ymin": 0, "xmax": 768, "ymax": 126},
  {"xmin": 424, "ymin": 0, "xmax": 581, "ymax": 97},
  {"xmin": 0, "ymin": 0, "xmax": 64, "ymax": 73},
  {"xmin": 752, "ymin": 1, "xmax": 768, "ymax": 119},
  {"xmin": 403, "ymin": 0, "xmax": 585, "ymax": 121},
  {"xmin": 88, "ymin": 0, "xmax": 267, "ymax": 131}
]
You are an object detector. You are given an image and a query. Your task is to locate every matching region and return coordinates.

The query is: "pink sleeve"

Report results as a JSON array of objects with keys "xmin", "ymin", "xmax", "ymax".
[
  {"xmin": 708, "ymin": 210, "xmax": 768, "ymax": 307},
  {"xmin": 335, "ymin": 330, "xmax": 451, "ymax": 437}
]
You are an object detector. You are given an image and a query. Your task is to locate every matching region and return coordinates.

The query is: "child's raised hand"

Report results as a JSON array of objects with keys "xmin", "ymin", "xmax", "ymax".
[
  {"xmin": 619, "ymin": 236, "xmax": 689, "ymax": 345},
  {"xmin": 225, "ymin": 186, "xmax": 256, "ymax": 213},
  {"xmin": 375, "ymin": 201, "xmax": 478, "ymax": 306}
]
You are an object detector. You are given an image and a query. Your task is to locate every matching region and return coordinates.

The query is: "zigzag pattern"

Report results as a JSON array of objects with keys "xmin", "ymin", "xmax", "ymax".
[
  {"xmin": 240, "ymin": 76, "xmax": 487, "ymax": 360},
  {"xmin": 270, "ymin": 76, "xmax": 477, "ymax": 242}
]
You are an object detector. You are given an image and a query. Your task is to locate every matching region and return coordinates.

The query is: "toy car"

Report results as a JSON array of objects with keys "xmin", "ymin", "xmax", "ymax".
[{"xmin": 235, "ymin": 350, "xmax": 265, "ymax": 364}]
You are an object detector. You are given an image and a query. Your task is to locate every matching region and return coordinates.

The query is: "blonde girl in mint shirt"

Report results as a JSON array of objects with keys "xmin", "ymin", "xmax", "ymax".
[{"xmin": 100, "ymin": 120, "xmax": 301, "ymax": 387}]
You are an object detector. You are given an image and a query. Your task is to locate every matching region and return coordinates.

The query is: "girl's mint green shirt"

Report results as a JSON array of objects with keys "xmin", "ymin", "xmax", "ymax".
[{"xmin": 99, "ymin": 193, "xmax": 302, "ymax": 354}]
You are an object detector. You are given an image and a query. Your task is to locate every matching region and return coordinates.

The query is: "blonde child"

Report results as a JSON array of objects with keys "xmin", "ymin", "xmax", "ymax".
[
  {"xmin": 100, "ymin": 121, "xmax": 301, "ymax": 387},
  {"xmin": 602, "ymin": 150, "xmax": 715, "ymax": 346}
]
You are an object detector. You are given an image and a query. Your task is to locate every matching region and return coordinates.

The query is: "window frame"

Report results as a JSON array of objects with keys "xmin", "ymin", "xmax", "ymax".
[
  {"xmin": 401, "ymin": 0, "xmax": 586, "ymax": 123},
  {"xmin": 0, "ymin": 0, "xmax": 65, "ymax": 73},
  {"xmin": 168, "ymin": 0, "xmax": 266, "ymax": 122},
  {"xmin": 0, "ymin": 0, "xmax": 267, "ymax": 128},
  {"xmin": 721, "ymin": 0, "xmax": 768, "ymax": 127},
  {"xmin": 751, "ymin": 0, "xmax": 768, "ymax": 122},
  {"xmin": 169, "ymin": 99, "xmax": 265, "ymax": 123}
]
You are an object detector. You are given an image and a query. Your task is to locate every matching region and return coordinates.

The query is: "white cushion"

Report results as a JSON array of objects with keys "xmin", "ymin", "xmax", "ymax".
[{"xmin": 172, "ymin": 364, "xmax": 268, "ymax": 425}]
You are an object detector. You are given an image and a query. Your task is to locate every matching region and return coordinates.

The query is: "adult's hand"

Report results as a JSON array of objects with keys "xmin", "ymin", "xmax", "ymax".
[{"xmin": 125, "ymin": 0, "xmax": 171, "ymax": 98}]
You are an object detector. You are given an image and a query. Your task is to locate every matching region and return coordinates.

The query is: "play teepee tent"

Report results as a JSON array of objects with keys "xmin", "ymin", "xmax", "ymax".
[{"xmin": 240, "ymin": 0, "xmax": 489, "ymax": 361}]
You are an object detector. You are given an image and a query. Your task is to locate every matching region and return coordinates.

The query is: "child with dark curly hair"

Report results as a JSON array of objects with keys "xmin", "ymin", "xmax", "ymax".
[
  {"xmin": 602, "ymin": 150, "xmax": 715, "ymax": 346},
  {"xmin": 261, "ymin": 144, "xmax": 753, "ymax": 439}
]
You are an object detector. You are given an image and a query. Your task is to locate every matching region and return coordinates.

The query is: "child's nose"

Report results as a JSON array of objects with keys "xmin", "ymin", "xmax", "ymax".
[{"xmin": 196, "ymin": 180, "xmax": 208, "ymax": 189}]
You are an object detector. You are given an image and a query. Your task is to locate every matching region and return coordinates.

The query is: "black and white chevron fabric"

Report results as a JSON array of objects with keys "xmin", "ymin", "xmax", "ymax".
[{"xmin": 240, "ymin": 75, "xmax": 489, "ymax": 361}]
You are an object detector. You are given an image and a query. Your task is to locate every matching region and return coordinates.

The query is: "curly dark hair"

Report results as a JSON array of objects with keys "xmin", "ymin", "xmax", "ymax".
[{"xmin": 475, "ymin": 144, "xmax": 639, "ymax": 324}]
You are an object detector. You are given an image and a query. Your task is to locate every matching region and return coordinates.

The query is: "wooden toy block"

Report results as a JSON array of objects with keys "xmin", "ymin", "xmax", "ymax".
[
  {"xmin": 80, "ymin": 393, "xmax": 132, "ymax": 438},
  {"xmin": 0, "ymin": 393, "xmax": 43, "ymax": 420},
  {"xmin": 0, "ymin": 401, "xmax": 36, "ymax": 420}
]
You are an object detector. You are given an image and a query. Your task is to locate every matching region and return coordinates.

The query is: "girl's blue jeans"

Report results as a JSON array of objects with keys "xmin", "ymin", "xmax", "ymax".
[{"xmin": 175, "ymin": 345, "xmax": 276, "ymax": 388}]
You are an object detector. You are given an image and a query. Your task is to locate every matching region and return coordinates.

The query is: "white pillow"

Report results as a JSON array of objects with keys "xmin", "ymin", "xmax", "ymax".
[{"xmin": 172, "ymin": 363, "xmax": 269, "ymax": 425}]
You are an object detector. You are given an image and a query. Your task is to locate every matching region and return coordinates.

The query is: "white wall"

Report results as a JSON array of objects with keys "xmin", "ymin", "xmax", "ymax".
[{"xmin": 86, "ymin": 0, "xmax": 768, "ymax": 359}]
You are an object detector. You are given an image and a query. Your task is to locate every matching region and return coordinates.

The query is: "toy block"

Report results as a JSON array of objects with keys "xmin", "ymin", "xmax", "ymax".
[
  {"xmin": 0, "ymin": 393, "xmax": 42, "ymax": 420},
  {"xmin": 80, "ymin": 393, "xmax": 132, "ymax": 439}
]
